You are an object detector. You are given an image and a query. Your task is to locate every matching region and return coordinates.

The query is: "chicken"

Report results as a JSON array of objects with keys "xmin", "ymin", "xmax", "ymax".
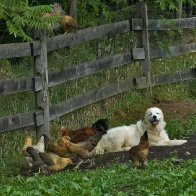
[
  {"xmin": 22, "ymin": 136, "xmax": 33, "ymax": 167},
  {"xmin": 60, "ymin": 15, "xmax": 78, "ymax": 33},
  {"xmin": 33, "ymin": 134, "xmax": 49, "ymax": 153},
  {"xmin": 60, "ymin": 130, "xmax": 108, "ymax": 168},
  {"xmin": 59, "ymin": 136, "xmax": 90, "ymax": 159},
  {"xmin": 22, "ymin": 134, "xmax": 49, "ymax": 167},
  {"xmin": 26, "ymin": 147, "xmax": 72, "ymax": 172},
  {"xmin": 60, "ymin": 131, "xmax": 108, "ymax": 156},
  {"xmin": 26, "ymin": 147, "xmax": 45, "ymax": 168},
  {"xmin": 39, "ymin": 152, "xmax": 72, "ymax": 172},
  {"xmin": 22, "ymin": 136, "xmax": 33, "ymax": 157},
  {"xmin": 43, "ymin": 135, "xmax": 69, "ymax": 157},
  {"xmin": 61, "ymin": 119, "xmax": 109, "ymax": 143},
  {"xmin": 129, "ymin": 131, "xmax": 149, "ymax": 167}
]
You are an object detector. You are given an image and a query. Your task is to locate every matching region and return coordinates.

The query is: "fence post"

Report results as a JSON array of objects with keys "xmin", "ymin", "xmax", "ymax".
[
  {"xmin": 33, "ymin": 30, "xmax": 50, "ymax": 139},
  {"xmin": 134, "ymin": 3, "xmax": 152, "ymax": 97}
]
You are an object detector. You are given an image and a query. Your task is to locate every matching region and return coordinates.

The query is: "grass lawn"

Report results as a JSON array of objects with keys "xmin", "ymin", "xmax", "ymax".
[{"xmin": 0, "ymin": 159, "xmax": 195, "ymax": 196}]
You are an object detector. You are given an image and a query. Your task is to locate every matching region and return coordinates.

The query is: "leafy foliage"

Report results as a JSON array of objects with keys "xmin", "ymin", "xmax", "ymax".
[{"xmin": 0, "ymin": 0, "xmax": 61, "ymax": 41}]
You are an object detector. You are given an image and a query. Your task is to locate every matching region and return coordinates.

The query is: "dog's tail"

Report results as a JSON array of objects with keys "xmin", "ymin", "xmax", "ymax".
[{"xmin": 169, "ymin": 139, "xmax": 187, "ymax": 146}]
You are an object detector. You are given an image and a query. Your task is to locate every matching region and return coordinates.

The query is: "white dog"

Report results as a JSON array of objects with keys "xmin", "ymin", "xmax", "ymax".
[{"xmin": 91, "ymin": 107, "xmax": 187, "ymax": 155}]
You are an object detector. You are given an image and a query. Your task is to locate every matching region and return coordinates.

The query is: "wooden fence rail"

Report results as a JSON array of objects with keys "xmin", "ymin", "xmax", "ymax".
[
  {"xmin": 1, "ymin": 42, "xmax": 195, "ymax": 96},
  {"xmin": 0, "ymin": 68, "xmax": 195, "ymax": 133},
  {"xmin": 0, "ymin": 3, "xmax": 195, "ymax": 136}
]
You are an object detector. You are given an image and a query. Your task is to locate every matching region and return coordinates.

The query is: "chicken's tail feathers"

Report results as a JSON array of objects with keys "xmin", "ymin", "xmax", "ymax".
[{"xmin": 92, "ymin": 119, "xmax": 109, "ymax": 134}]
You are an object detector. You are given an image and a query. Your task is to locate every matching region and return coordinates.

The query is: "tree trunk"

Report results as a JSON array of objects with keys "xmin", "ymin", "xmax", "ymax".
[
  {"xmin": 177, "ymin": 0, "xmax": 183, "ymax": 19},
  {"xmin": 68, "ymin": 0, "xmax": 77, "ymax": 19}
]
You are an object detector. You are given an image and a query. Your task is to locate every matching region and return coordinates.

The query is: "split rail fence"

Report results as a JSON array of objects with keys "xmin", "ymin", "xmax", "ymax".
[{"xmin": 0, "ymin": 3, "xmax": 195, "ymax": 137}]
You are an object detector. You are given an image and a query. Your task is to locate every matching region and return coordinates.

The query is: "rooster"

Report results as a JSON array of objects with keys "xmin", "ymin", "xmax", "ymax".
[
  {"xmin": 129, "ymin": 131, "xmax": 149, "ymax": 167},
  {"xmin": 61, "ymin": 119, "xmax": 109, "ymax": 143}
]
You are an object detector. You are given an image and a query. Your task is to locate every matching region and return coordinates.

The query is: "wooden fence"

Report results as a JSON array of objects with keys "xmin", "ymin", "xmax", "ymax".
[{"xmin": 0, "ymin": 3, "xmax": 195, "ymax": 137}]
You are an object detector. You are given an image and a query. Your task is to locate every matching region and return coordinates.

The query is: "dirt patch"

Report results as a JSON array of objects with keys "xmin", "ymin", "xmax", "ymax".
[
  {"xmin": 69, "ymin": 134, "xmax": 196, "ymax": 170},
  {"xmin": 153, "ymin": 101, "xmax": 196, "ymax": 121},
  {"xmin": 112, "ymin": 101, "xmax": 196, "ymax": 123},
  {"xmin": 20, "ymin": 134, "xmax": 196, "ymax": 176}
]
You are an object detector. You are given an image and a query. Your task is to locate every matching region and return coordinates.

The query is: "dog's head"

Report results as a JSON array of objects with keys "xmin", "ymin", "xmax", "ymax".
[{"xmin": 144, "ymin": 107, "xmax": 164, "ymax": 127}]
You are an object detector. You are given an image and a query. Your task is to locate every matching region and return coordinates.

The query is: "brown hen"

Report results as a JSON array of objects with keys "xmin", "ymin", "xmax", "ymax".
[
  {"xmin": 39, "ymin": 152, "xmax": 72, "ymax": 172},
  {"xmin": 129, "ymin": 131, "xmax": 149, "ymax": 167},
  {"xmin": 61, "ymin": 119, "xmax": 109, "ymax": 143},
  {"xmin": 60, "ymin": 15, "xmax": 78, "ymax": 33}
]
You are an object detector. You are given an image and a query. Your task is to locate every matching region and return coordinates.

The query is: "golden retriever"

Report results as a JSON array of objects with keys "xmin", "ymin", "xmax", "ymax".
[{"xmin": 91, "ymin": 107, "xmax": 187, "ymax": 155}]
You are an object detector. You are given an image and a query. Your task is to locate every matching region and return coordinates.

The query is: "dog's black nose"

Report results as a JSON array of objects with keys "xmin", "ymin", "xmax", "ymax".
[{"xmin": 153, "ymin": 115, "xmax": 157, "ymax": 120}]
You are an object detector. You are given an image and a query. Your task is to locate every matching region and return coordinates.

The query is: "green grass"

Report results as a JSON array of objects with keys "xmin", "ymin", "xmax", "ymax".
[{"xmin": 0, "ymin": 159, "xmax": 196, "ymax": 195}]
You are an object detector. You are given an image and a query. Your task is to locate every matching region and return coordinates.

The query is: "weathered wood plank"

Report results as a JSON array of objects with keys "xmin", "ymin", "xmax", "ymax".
[
  {"xmin": 0, "ymin": 76, "xmax": 42, "ymax": 95},
  {"xmin": 134, "ymin": 3, "xmax": 152, "ymax": 97},
  {"xmin": 0, "ymin": 111, "xmax": 35, "ymax": 133},
  {"xmin": 132, "ymin": 48, "xmax": 145, "ymax": 60},
  {"xmin": 48, "ymin": 52, "xmax": 132, "ymax": 87},
  {"xmin": 48, "ymin": 77, "xmax": 136, "ymax": 124},
  {"xmin": 150, "ymin": 43, "xmax": 196, "ymax": 59},
  {"xmin": 47, "ymin": 68, "xmax": 196, "ymax": 123},
  {"xmin": 0, "ymin": 68, "xmax": 195, "ymax": 131},
  {"xmin": 34, "ymin": 30, "xmax": 50, "ymax": 138},
  {"xmin": 0, "ymin": 40, "xmax": 40, "ymax": 59},
  {"xmin": 133, "ymin": 43, "xmax": 196, "ymax": 60},
  {"xmin": 152, "ymin": 68, "xmax": 196, "ymax": 86},
  {"xmin": 34, "ymin": 20, "xmax": 130, "ymax": 55},
  {"xmin": 0, "ymin": 21, "xmax": 130, "ymax": 59},
  {"xmin": 132, "ymin": 17, "xmax": 196, "ymax": 30},
  {"xmin": 0, "ymin": 42, "xmax": 31, "ymax": 59}
]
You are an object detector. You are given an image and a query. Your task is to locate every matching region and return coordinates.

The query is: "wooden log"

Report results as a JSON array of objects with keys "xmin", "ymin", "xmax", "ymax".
[
  {"xmin": 48, "ymin": 52, "xmax": 132, "ymax": 87},
  {"xmin": 0, "ymin": 111, "xmax": 35, "ymax": 133},
  {"xmin": 132, "ymin": 17, "xmax": 196, "ymax": 30},
  {"xmin": 33, "ymin": 30, "xmax": 50, "ymax": 138}
]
